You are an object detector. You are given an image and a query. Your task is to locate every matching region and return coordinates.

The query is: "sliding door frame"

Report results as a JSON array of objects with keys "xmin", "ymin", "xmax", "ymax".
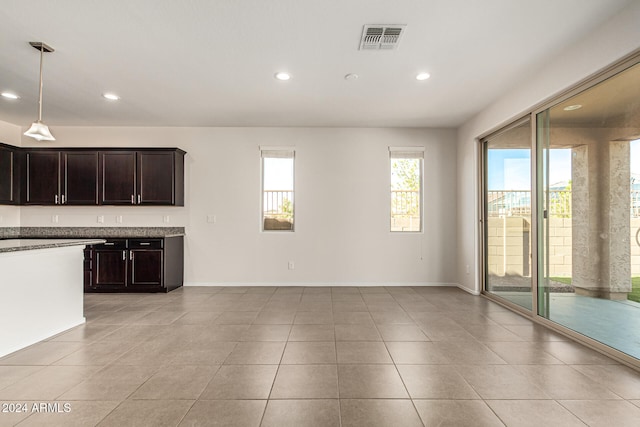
[
  {"xmin": 478, "ymin": 48, "xmax": 640, "ymax": 370},
  {"xmin": 479, "ymin": 116, "xmax": 535, "ymax": 317}
]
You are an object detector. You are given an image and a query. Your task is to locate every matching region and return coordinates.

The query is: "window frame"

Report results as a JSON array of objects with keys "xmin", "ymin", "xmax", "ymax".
[
  {"xmin": 260, "ymin": 146, "xmax": 295, "ymax": 232},
  {"xmin": 389, "ymin": 146, "xmax": 424, "ymax": 233}
]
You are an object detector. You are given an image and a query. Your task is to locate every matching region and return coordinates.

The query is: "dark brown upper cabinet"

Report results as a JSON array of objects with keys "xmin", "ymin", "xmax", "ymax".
[
  {"xmin": 25, "ymin": 150, "xmax": 99, "ymax": 205},
  {"xmin": 0, "ymin": 144, "xmax": 21, "ymax": 204},
  {"xmin": 0, "ymin": 144, "xmax": 185, "ymax": 206},
  {"xmin": 100, "ymin": 149, "xmax": 184, "ymax": 206},
  {"xmin": 100, "ymin": 151, "xmax": 136, "ymax": 205},
  {"xmin": 63, "ymin": 152, "xmax": 99, "ymax": 205},
  {"xmin": 25, "ymin": 151, "xmax": 61, "ymax": 205}
]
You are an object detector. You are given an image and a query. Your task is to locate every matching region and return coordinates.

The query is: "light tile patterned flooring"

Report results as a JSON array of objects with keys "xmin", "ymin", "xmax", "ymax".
[{"xmin": 1, "ymin": 286, "xmax": 640, "ymax": 426}]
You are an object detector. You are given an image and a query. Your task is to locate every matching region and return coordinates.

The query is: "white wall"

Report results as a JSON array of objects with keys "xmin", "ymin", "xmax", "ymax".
[
  {"xmin": 18, "ymin": 126, "xmax": 457, "ymax": 286},
  {"xmin": 0, "ymin": 119, "xmax": 21, "ymax": 226},
  {"xmin": 456, "ymin": 1, "xmax": 640, "ymax": 294}
]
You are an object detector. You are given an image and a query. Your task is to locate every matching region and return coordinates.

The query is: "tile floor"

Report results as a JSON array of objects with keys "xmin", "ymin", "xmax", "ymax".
[{"xmin": 1, "ymin": 286, "xmax": 640, "ymax": 426}]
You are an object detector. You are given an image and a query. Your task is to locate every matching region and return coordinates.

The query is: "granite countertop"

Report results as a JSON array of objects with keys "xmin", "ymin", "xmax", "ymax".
[
  {"xmin": 0, "ymin": 227, "xmax": 185, "ymax": 239},
  {"xmin": 0, "ymin": 239, "xmax": 106, "ymax": 253}
]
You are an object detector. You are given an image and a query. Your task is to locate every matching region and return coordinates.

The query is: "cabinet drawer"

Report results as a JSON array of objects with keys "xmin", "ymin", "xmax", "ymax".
[
  {"xmin": 129, "ymin": 239, "xmax": 163, "ymax": 249},
  {"xmin": 93, "ymin": 239, "xmax": 128, "ymax": 250}
]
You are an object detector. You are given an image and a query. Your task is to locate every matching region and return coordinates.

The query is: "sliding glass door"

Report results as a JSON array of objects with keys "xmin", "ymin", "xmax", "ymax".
[
  {"xmin": 536, "ymin": 61, "xmax": 640, "ymax": 360},
  {"xmin": 483, "ymin": 118, "xmax": 533, "ymax": 310}
]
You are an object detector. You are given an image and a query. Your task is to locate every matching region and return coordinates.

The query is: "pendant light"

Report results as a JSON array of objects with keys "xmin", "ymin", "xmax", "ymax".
[{"xmin": 24, "ymin": 41, "xmax": 55, "ymax": 141}]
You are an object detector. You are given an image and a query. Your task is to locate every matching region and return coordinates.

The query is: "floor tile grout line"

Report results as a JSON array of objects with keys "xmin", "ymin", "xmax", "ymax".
[
  {"xmin": 384, "ymin": 287, "xmax": 428, "ymax": 426},
  {"xmin": 259, "ymin": 286, "xmax": 298, "ymax": 426}
]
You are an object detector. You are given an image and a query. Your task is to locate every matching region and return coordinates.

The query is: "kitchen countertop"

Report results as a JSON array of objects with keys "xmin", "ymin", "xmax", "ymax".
[
  {"xmin": 0, "ymin": 227, "xmax": 185, "ymax": 239},
  {"xmin": 0, "ymin": 238, "xmax": 106, "ymax": 253}
]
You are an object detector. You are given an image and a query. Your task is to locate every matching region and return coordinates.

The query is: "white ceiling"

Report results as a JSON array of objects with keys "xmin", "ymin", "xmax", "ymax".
[{"xmin": 0, "ymin": 0, "xmax": 633, "ymax": 128}]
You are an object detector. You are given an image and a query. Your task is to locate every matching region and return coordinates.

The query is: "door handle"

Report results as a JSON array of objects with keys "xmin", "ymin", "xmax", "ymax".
[
  {"xmin": 131, "ymin": 195, "xmax": 135, "ymax": 204},
  {"xmin": 137, "ymin": 194, "xmax": 141, "ymax": 204},
  {"xmin": 122, "ymin": 250, "xmax": 126, "ymax": 260},
  {"xmin": 54, "ymin": 195, "xmax": 59, "ymax": 204},
  {"xmin": 129, "ymin": 250, "xmax": 133, "ymax": 261},
  {"xmin": 61, "ymin": 194, "xmax": 66, "ymax": 204}
]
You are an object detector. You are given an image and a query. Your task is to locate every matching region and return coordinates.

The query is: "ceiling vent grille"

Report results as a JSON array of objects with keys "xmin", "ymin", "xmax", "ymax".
[{"xmin": 359, "ymin": 25, "xmax": 406, "ymax": 50}]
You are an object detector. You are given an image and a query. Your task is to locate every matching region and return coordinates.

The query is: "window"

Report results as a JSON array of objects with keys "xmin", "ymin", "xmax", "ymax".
[
  {"xmin": 261, "ymin": 147, "xmax": 294, "ymax": 231},
  {"xmin": 390, "ymin": 147, "xmax": 423, "ymax": 232}
]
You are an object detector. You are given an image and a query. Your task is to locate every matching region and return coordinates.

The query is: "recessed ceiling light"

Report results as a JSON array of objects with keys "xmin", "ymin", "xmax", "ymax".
[
  {"xmin": 416, "ymin": 72, "xmax": 431, "ymax": 81},
  {"xmin": 563, "ymin": 104, "xmax": 582, "ymax": 111},
  {"xmin": 344, "ymin": 73, "xmax": 359, "ymax": 81},
  {"xmin": 1, "ymin": 92, "xmax": 20, "ymax": 99},
  {"xmin": 102, "ymin": 93, "xmax": 120, "ymax": 101},
  {"xmin": 274, "ymin": 72, "xmax": 291, "ymax": 81}
]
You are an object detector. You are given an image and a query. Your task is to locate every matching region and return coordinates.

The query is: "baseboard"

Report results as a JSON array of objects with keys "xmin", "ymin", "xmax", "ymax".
[
  {"xmin": 183, "ymin": 281, "xmax": 459, "ymax": 288},
  {"xmin": 456, "ymin": 283, "xmax": 481, "ymax": 295}
]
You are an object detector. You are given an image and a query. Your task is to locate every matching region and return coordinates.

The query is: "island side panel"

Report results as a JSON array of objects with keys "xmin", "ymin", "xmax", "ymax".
[{"xmin": 0, "ymin": 245, "xmax": 86, "ymax": 358}]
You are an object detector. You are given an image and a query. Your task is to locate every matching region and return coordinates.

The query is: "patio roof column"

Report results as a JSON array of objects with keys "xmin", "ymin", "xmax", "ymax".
[{"xmin": 572, "ymin": 139, "xmax": 631, "ymax": 300}]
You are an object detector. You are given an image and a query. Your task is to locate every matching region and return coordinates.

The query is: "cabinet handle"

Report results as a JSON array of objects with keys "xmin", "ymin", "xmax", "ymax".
[
  {"xmin": 55, "ymin": 195, "xmax": 59, "ymax": 204},
  {"xmin": 122, "ymin": 250, "xmax": 126, "ymax": 261},
  {"xmin": 131, "ymin": 195, "xmax": 135, "ymax": 204},
  {"xmin": 104, "ymin": 242, "xmax": 115, "ymax": 246},
  {"xmin": 61, "ymin": 194, "xmax": 66, "ymax": 204},
  {"xmin": 137, "ymin": 194, "xmax": 141, "ymax": 204},
  {"xmin": 140, "ymin": 242, "xmax": 151, "ymax": 246},
  {"xmin": 129, "ymin": 250, "xmax": 133, "ymax": 261}
]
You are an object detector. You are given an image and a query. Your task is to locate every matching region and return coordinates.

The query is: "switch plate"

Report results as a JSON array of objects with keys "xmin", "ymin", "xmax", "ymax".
[
  {"xmin": 207, "ymin": 214, "xmax": 216, "ymax": 224},
  {"xmin": 288, "ymin": 261, "xmax": 295, "ymax": 270},
  {"xmin": 51, "ymin": 215, "xmax": 59, "ymax": 224},
  {"xmin": 116, "ymin": 215, "xmax": 123, "ymax": 224},
  {"xmin": 163, "ymin": 215, "xmax": 170, "ymax": 223},
  {"xmin": 97, "ymin": 215, "xmax": 105, "ymax": 224}
]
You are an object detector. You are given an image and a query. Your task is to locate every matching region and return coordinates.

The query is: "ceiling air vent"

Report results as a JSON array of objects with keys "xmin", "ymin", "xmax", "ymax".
[{"xmin": 359, "ymin": 25, "xmax": 406, "ymax": 50}]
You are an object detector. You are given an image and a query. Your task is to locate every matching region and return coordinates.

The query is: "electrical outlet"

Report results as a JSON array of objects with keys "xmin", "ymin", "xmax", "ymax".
[
  {"xmin": 288, "ymin": 261, "xmax": 295, "ymax": 270},
  {"xmin": 207, "ymin": 214, "xmax": 216, "ymax": 224},
  {"xmin": 163, "ymin": 215, "xmax": 170, "ymax": 223},
  {"xmin": 51, "ymin": 215, "xmax": 59, "ymax": 224},
  {"xmin": 116, "ymin": 215, "xmax": 123, "ymax": 224},
  {"xmin": 97, "ymin": 215, "xmax": 105, "ymax": 224}
]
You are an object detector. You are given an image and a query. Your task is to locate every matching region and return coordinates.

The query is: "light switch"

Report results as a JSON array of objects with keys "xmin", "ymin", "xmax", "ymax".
[{"xmin": 207, "ymin": 214, "xmax": 216, "ymax": 223}]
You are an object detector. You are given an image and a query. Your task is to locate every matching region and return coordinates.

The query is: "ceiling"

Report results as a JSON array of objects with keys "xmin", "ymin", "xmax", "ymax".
[
  {"xmin": 550, "ymin": 62, "xmax": 640, "ymax": 128},
  {"xmin": 0, "ymin": 0, "xmax": 633, "ymax": 128}
]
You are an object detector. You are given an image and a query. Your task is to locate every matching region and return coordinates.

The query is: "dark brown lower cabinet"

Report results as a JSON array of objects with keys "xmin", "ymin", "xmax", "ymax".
[
  {"xmin": 129, "ymin": 239, "xmax": 163, "ymax": 289},
  {"xmin": 85, "ymin": 236, "xmax": 183, "ymax": 293},
  {"xmin": 93, "ymin": 241, "xmax": 128, "ymax": 290}
]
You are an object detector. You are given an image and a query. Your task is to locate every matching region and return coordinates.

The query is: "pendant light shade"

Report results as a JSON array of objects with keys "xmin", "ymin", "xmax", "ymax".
[
  {"xmin": 24, "ymin": 120, "xmax": 55, "ymax": 141},
  {"xmin": 24, "ymin": 42, "xmax": 55, "ymax": 142}
]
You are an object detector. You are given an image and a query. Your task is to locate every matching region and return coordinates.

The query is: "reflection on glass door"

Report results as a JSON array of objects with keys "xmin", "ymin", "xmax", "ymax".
[
  {"xmin": 484, "ymin": 118, "xmax": 532, "ymax": 310},
  {"xmin": 537, "ymin": 61, "xmax": 640, "ymax": 360}
]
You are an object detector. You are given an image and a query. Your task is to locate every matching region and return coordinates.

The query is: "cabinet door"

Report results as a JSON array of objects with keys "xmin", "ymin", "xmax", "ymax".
[
  {"xmin": 129, "ymin": 249, "xmax": 163, "ymax": 288},
  {"xmin": 0, "ymin": 146, "xmax": 15, "ymax": 204},
  {"xmin": 62, "ymin": 152, "xmax": 99, "ymax": 205},
  {"xmin": 93, "ymin": 249, "xmax": 128, "ymax": 289},
  {"xmin": 101, "ymin": 151, "xmax": 136, "ymax": 204},
  {"xmin": 26, "ymin": 151, "xmax": 60, "ymax": 204},
  {"xmin": 137, "ymin": 152, "xmax": 175, "ymax": 205}
]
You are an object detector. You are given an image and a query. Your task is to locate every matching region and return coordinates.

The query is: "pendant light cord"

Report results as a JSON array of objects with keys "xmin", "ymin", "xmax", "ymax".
[{"xmin": 38, "ymin": 45, "xmax": 44, "ymax": 122}]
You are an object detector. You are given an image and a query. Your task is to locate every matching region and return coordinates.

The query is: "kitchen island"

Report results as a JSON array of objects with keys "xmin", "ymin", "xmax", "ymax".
[{"xmin": 0, "ymin": 239, "xmax": 104, "ymax": 358}]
